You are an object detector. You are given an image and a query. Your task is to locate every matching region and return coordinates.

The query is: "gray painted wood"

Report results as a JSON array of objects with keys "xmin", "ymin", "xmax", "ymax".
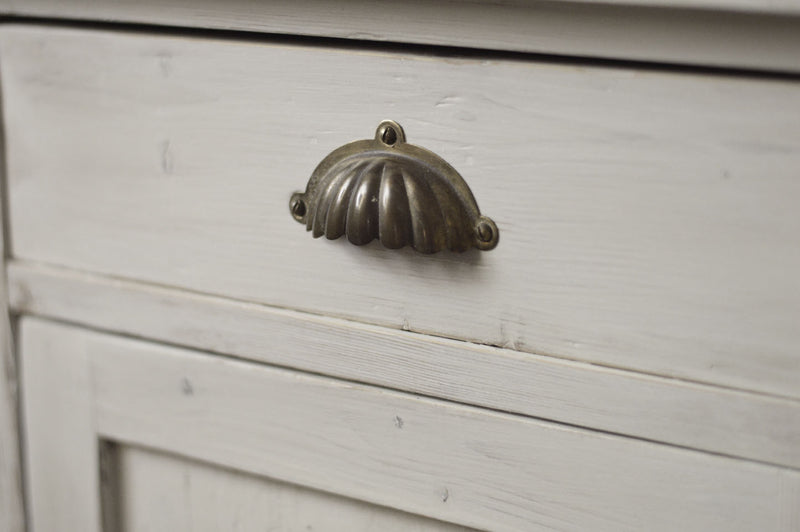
[
  {"xmin": 20, "ymin": 318, "xmax": 800, "ymax": 531},
  {"xmin": 3, "ymin": 26, "xmax": 800, "ymax": 400},
  {"xmin": 1, "ymin": 0, "xmax": 800, "ymax": 72},
  {"xmin": 0, "ymin": 321, "xmax": 23, "ymax": 532},
  {"xmin": 18, "ymin": 318, "xmax": 101, "ymax": 532},
  {"xmin": 0, "ymin": 112, "xmax": 24, "ymax": 532},
  {"xmin": 114, "ymin": 445, "xmax": 475, "ymax": 532},
  {"xmin": 8, "ymin": 260, "xmax": 800, "ymax": 470},
  {"xmin": 7, "ymin": 0, "xmax": 800, "ymax": 18}
]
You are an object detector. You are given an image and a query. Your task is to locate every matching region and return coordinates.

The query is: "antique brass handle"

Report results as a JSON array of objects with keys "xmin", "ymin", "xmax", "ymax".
[{"xmin": 289, "ymin": 120, "xmax": 498, "ymax": 253}]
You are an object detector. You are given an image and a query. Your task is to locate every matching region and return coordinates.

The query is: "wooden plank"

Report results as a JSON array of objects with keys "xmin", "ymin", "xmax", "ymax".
[
  {"xmin": 18, "ymin": 319, "xmax": 102, "ymax": 532},
  {"xmin": 2, "ymin": 1, "xmax": 800, "ymax": 73},
  {"xmin": 0, "ymin": 103, "xmax": 24, "ymax": 532},
  {"xmin": 115, "ymin": 445, "xmax": 474, "ymax": 532},
  {"xmin": 3, "ymin": 26, "xmax": 800, "ymax": 401},
  {"xmin": 54, "ymin": 318, "xmax": 798, "ymax": 531},
  {"xmin": 8, "ymin": 260, "xmax": 800, "ymax": 470},
  {"xmin": 0, "ymin": 318, "xmax": 23, "ymax": 532},
  {"xmin": 6, "ymin": 0, "xmax": 800, "ymax": 21}
]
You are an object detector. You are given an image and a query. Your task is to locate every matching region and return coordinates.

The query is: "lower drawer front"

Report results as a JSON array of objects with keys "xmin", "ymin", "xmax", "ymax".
[
  {"xmin": 4, "ymin": 25, "xmax": 800, "ymax": 401},
  {"xmin": 20, "ymin": 318, "xmax": 800, "ymax": 531}
]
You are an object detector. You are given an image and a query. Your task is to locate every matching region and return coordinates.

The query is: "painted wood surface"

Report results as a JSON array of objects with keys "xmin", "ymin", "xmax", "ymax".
[
  {"xmin": 0, "ymin": 111, "xmax": 24, "ymax": 532},
  {"xmin": 20, "ymin": 318, "xmax": 800, "ymax": 531},
  {"xmin": 4, "ymin": 26, "xmax": 800, "ymax": 400},
  {"xmin": 114, "ymin": 445, "xmax": 474, "ymax": 532},
  {"xmin": 2, "ymin": 1, "xmax": 800, "ymax": 73},
  {"xmin": 8, "ymin": 260, "xmax": 800, "ymax": 470},
  {"xmin": 18, "ymin": 318, "xmax": 101, "ymax": 532},
  {"xmin": 0, "ymin": 270, "xmax": 22, "ymax": 528},
  {"xmin": 0, "ymin": 314, "xmax": 22, "ymax": 532}
]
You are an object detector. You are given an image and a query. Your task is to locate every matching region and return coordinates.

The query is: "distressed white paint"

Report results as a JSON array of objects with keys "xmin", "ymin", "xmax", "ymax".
[
  {"xmin": 18, "ymin": 319, "xmax": 101, "ymax": 532},
  {"xmin": 114, "ymin": 445, "xmax": 474, "ymax": 532},
  {"xmin": 6, "ymin": 0, "xmax": 800, "ymax": 19},
  {"xmin": 3, "ymin": 26, "xmax": 800, "ymax": 400},
  {"xmin": 1, "ymin": 0, "xmax": 800, "ymax": 72},
  {"xmin": 20, "ymin": 318, "xmax": 800, "ymax": 531},
  {"xmin": 0, "ymin": 113, "xmax": 24, "ymax": 531},
  {"xmin": 8, "ymin": 260, "xmax": 800, "ymax": 469},
  {"xmin": 0, "ymin": 315, "xmax": 22, "ymax": 532}
]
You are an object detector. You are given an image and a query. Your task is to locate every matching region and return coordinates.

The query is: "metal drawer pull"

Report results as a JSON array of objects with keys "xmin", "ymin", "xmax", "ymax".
[{"xmin": 289, "ymin": 120, "xmax": 498, "ymax": 253}]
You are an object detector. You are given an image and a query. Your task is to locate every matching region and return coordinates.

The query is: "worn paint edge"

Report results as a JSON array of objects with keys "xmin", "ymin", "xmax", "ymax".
[
  {"xmin": 7, "ymin": 259, "xmax": 800, "ymax": 471},
  {"xmin": 1, "ymin": 1, "xmax": 800, "ymax": 73}
]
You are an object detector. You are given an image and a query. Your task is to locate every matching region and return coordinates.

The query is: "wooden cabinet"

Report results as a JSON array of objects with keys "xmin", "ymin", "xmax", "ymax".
[
  {"xmin": 19, "ymin": 319, "xmax": 800, "ymax": 531},
  {"xmin": 5, "ymin": 25, "xmax": 800, "ymax": 399},
  {"xmin": 112, "ymin": 446, "xmax": 475, "ymax": 532},
  {"xmin": 1, "ymin": 2, "xmax": 799, "ymax": 531}
]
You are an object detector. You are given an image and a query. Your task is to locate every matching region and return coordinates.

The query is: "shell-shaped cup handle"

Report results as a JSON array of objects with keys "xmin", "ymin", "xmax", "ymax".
[{"xmin": 290, "ymin": 120, "xmax": 498, "ymax": 254}]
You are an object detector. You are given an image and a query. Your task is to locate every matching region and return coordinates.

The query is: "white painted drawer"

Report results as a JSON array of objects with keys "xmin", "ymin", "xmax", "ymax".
[
  {"xmin": 4, "ymin": 0, "xmax": 800, "ymax": 73},
  {"xmin": 4, "ymin": 24, "xmax": 800, "ymax": 401},
  {"xmin": 19, "ymin": 318, "xmax": 800, "ymax": 532}
]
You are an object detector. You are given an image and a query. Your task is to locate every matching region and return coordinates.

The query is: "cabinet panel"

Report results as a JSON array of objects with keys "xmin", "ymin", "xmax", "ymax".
[
  {"xmin": 4, "ymin": 25, "xmax": 800, "ymax": 399},
  {"xmin": 18, "ymin": 318, "xmax": 800, "ymax": 531},
  {"xmin": 0, "ymin": 198, "xmax": 23, "ymax": 532},
  {"xmin": 9, "ymin": 261, "xmax": 800, "ymax": 469},
  {"xmin": 111, "ymin": 446, "xmax": 472, "ymax": 532},
  {"xmin": 19, "ymin": 318, "xmax": 100, "ymax": 532}
]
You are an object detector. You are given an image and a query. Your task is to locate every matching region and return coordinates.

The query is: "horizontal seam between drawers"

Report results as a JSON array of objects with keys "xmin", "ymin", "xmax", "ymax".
[
  {"xmin": 10, "ymin": 257, "xmax": 800, "ymax": 405},
  {"xmin": 1, "ymin": 15, "xmax": 800, "ymax": 81},
  {"xmin": 22, "ymin": 310, "xmax": 800, "ymax": 472},
  {"xmin": 8, "ymin": 258, "xmax": 800, "ymax": 472}
]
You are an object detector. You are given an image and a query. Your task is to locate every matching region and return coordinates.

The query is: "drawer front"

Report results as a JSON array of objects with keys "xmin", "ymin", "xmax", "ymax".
[
  {"xmin": 5, "ymin": 0, "xmax": 800, "ymax": 73},
  {"xmin": 3, "ymin": 25, "xmax": 800, "ymax": 400},
  {"xmin": 19, "ymin": 318, "xmax": 800, "ymax": 531}
]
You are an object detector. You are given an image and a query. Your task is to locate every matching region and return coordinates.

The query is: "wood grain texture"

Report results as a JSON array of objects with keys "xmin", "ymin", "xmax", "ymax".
[
  {"xmin": 18, "ymin": 318, "xmax": 794, "ymax": 532},
  {"xmin": 0, "ymin": 317, "xmax": 22, "ymax": 532},
  {"xmin": 8, "ymin": 260, "xmax": 800, "ymax": 470},
  {"xmin": 2, "ymin": 0, "xmax": 800, "ymax": 73},
  {"xmin": 6, "ymin": 0, "xmax": 800, "ymax": 19},
  {"xmin": 4, "ymin": 26, "xmax": 800, "ymax": 400},
  {"xmin": 0, "ymin": 103, "xmax": 24, "ymax": 531},
  {"xmin": 18, "ymin": 319, "xmax": 101, "ymax": 532},
  {"xmin": 114, "ymin": 445, "xmax": 474, "ymax": 532}
]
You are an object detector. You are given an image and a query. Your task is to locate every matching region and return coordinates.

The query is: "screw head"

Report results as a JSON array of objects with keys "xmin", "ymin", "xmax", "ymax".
[
  {"xmin": 375, "ymin": 120, "xmax": 406, "ymax": 147},
  {"xmin": 381, "ymin": 126, "xmax": 398, "ymax": 146},
  {"xmin": 474, "ymin": 216, "xmax": 499, "ymax": 250},
  {"xmin": 290, "ymin": 195, "xmax": 307, "ymax": 222},
  {"xmin": 477, "ymin": 221, "xmax": 493, "ymax": 243}
]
